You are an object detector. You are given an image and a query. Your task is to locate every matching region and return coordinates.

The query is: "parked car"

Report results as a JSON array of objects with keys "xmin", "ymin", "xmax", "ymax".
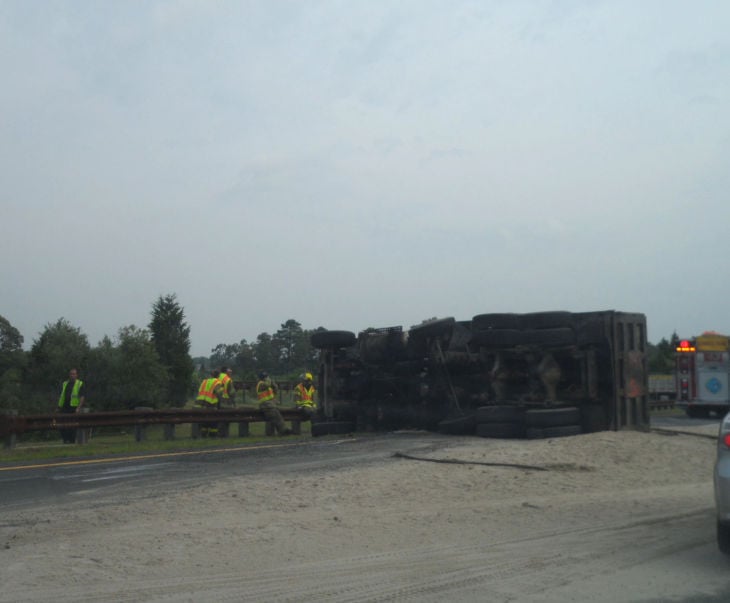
[{"xmin": 714, "ymin": 411, "xmax": 730, "ymax": 553}]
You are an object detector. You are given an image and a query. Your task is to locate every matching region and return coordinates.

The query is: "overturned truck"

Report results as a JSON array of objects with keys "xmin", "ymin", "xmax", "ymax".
[{"xmin": 310, "ymin": 310, "xmax": 648, "ymax": 438}]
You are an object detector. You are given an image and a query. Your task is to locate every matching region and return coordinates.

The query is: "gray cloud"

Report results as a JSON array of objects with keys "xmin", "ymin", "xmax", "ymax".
[{"xmin": 1, "ymin": 0, "xmax": 729, "ymax": 354}]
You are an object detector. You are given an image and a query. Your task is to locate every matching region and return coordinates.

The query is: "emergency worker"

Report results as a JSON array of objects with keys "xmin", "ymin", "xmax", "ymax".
[
  {"xmin": 218, "ymin": 366, "xmax": 234, "ymax": 406},
  {"xmin": 293, "ymin": 372, "xmax": 317, "ymax": 420},
  {"xmin": 57, "ymin": 368, "xmax": 85, "ymax": 444},
  {"xmin": 196, "ymin": 370, "xmax": 222, "ymax": 436},
  {"xmin": 256, "ymin": 371, "xmax": 291, "ymax": 435}
]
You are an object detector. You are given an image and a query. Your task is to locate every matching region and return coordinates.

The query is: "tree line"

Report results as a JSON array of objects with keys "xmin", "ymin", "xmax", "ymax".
[
  {"xmin": 647, "ymin": 333, "xmax": 680, "ymax": 374},
  {"xmin": 0, "ymin": 294, "xmax": 323, "ymax": 414}
]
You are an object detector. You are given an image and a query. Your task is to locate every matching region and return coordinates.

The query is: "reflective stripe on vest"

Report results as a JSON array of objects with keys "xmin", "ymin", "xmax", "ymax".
[
  {"xmin": 58, "ymin": 380, "xmax": 83, "ymax": 408},
  {"xmin": 196, "ymin": 378, "xmax": 220, "ymax": 404},
  {"xmin": 295, "ymin": 383, "xmax": 316, "ymax": 408},
  {"xmin": 219, "ymin": 373, "xmax": 232, "ymax": 399},
  {"xmin": 257, "ymin": 381, "xmax": 275, "ymax": 402}
]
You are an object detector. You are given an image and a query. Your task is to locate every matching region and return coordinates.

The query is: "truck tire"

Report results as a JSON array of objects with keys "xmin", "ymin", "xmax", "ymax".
[
  {"xmin": 311, "ymin": 421, "xmax": 355, "ymax": 437},
  {"xmin": 576, "ymin": 319, "xmax": 607, "ymax": 346},
  {"xmin": 409, "ymin": 317, "xmax": 455, "ymax": 339},
  {"xmin": 476, "ymin": 422, "xmax": 525, "ymax": 439},
  {"xmin": 476, "ymin": 405, "xmax": 524, "ymax": 423},
  {"xmin": 521, "ymin": 328, "xmax": 575, "ymax": 347},
  {"xmin": 580, "ymin": 404, "xmax": 608, "ymax": 433},
  {"xmin": 470, "ymin": 329, "xmax": 523, "ymax": 347},
  {"xmin": 472, "ymin": 313, "xmax": 521, "ymax": 331},
  {"xmin": 310, "ymin": 330, "xmax": 357, "ymax": 349},
  {"xmin": 520, "ymin": 311, "xmax": 574, "ymax": 330},
  {"xmin": 718, "ymin": 521, "xmax": 730, "ymax": 555},
  {"xmin": 437, "ymin": 414, "xmax": 477, "ymax": 435},
  {"xmin": 525, "ymin": 407, "xmax": 581, "ymax": 428},
  {"xmin": 526, "ymin": 425, "xmax": 582, "ymax": 439}
]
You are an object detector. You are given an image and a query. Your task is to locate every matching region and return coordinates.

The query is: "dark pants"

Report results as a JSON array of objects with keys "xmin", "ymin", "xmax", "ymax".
[
  {"xmin": 260, "ymin": 401, "xmax": 289, "ymax": 435},
  {"xmin": 195, "ymin": 401, "xmax": 219, "ymax": 436},
  {"xmin": 297, "ymin": 406, "xmax": 316, "ymax": 421},
  {"xmin": 60, "ymin": 406, "xmax": 76, "ymax": 444}
]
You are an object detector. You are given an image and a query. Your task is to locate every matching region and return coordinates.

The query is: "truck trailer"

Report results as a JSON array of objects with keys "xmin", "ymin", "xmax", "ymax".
[{"xmin": 310, "ymin": 310, "xmax": 648, "ymax": 438}]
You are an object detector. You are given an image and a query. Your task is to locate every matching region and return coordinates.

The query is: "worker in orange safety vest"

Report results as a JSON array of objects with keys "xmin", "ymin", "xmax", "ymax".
[
  {"xmin": 256, "ymin": 371, "xmax": 291, "ymax": 435},
  {"xmin": 218, "ymin": 366, "xmax": 234, "ymax": 406},
  {"xmin": 196, "ymin": 370, "xmax": 222, "ymax": 436},
  {"xmin": 293, "ymin": 372, "xmax": 316, "ymax": 421}
]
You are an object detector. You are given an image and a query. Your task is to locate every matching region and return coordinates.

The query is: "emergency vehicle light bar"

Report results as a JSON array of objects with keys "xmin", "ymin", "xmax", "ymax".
[{"xmin": 676, "ymin": 339, "xmax": 696, "ymax": 353}]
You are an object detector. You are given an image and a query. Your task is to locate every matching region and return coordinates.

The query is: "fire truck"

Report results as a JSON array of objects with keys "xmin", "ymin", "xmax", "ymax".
[{"xmin": 676, "ymin": 332, "xmax": 730, "ymax": 417}]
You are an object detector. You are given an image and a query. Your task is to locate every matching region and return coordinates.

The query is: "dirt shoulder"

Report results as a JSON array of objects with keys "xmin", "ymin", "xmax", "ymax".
[{"xmin": 0, "ymin": 429, "xmax": 723, "ymax": 602}]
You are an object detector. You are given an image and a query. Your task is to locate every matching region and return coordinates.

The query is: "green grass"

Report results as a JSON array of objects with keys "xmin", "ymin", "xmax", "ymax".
[
  {"xmin": 0, "ymin": 421, "xmax": 311, "ymax": 464},
  {"xmin": 649, "ymin": 406, "xmax": 684, "ymax": 418}
]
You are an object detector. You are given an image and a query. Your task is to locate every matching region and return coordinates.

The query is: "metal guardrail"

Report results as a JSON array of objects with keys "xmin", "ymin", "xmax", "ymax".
[{"xmin": 0, "ymin": 406, "xmax": 309, "ymax": 449}]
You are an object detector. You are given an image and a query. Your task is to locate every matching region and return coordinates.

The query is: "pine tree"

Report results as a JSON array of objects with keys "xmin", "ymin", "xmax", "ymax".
[{"xmin": 149, "ymin": 294, "xmax": 193, "ymax": 405}]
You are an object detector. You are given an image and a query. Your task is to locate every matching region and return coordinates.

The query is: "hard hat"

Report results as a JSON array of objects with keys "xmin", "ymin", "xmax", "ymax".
[{"xmin": 305, "ymin": 372, "xmax": 313, "ymax": 381}]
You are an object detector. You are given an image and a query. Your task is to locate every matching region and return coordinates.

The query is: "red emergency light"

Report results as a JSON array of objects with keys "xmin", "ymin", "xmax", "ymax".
[{"xmin": 676, "ymin": 339, "xmax": 696, "ymax": 352}]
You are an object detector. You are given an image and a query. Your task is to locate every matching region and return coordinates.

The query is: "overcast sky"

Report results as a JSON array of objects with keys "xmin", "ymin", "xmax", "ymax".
[{"xmin": 1, "ymin": 0, "xmax": 729, "ymax": 356}]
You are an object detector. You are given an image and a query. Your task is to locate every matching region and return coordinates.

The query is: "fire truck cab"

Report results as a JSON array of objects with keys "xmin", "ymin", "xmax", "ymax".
[{"xmin": 676, "ymin": 332, "xmax": 730, "ymax": 418}]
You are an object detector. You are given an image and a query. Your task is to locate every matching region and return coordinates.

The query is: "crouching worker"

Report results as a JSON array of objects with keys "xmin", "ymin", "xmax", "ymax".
[
  {"xmin": 195, "ymin": 370, "xmax": 222, "ymax": 436},
  {"xmin": 256, "ymin": 371, "xmax": 291, "ymax": 435},
  {"xmin": 293, "ymin": 372, "xmax": 317, "ymax": 421}
]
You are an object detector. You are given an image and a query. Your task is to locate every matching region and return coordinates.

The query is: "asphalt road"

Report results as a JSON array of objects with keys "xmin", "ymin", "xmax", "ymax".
[
  {"xmin": 2, "ymin": 416, "xmax": 720, "ymax": 511},
  {"xmin": 651, "ymin": 414, "xmax": 722, "ymax": 430},
  {"xmin": 0, "ymin": 432, "xmax": 446, "ymax": 511}
]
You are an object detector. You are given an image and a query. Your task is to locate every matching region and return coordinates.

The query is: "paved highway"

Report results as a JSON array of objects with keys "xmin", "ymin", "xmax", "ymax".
[{"xmin": 0, "ymin": 433, "xmax": 445, "ymax": 511}]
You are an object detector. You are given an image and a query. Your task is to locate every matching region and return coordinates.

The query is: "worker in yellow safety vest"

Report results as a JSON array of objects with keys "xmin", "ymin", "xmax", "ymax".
[
  {"xmin": 293, "ymin": 372, "xmax": 316, "ymax": 420},
  {"xmin": 256, "ymin": 371, "xmax": 291, "ymax": 435},
  {"xmin": 196, "ymin": 370, "xmax": 222, "ymax": 436},
  {"xmin": 218, "ymin": 367, "xmax": 234, "ymax": 406},
  {"xmin": 57, "ymin": 368, "xmax": 85, "ymax": 444}
]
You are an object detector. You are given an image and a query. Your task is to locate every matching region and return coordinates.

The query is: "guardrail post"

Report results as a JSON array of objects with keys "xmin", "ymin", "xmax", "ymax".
[
  {"xmin": 238, "ymin": 421, "xmax": 249, "ymax": 437},
  {"xmin": 76, "ymin": 408, "xmax": 90, "ymax": 444},
  {"xmin": 219, "ymin": 422, "xmax": 229, "ymax": 438},
  {"xmin": 134, "ymin": 407, "xmax": 153, "ymax": 442},
  {"xmin": 191, "ymin": 422, "xmax": 201, "ymax": 438},
  {"xmin": 3, "ymin": 410, "xmax": 18, "ymax": 450},
  {"xmin": 164, "ymin": 424, "xmax": 175, "ymax": 440},
  {"xmin": 291, "ymin": 419, "xmax": 302, "ymax": 435},
  {"xmin": 265, "ymin": 421, "xmax": 275, "ymax": 436}
]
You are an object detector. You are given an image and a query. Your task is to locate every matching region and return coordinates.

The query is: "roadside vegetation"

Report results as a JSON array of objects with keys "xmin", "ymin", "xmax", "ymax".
[
  {"xmin": 0, "ymin": 420, "xmax": 310, "ymax": 464},
  {"xmin": 0, "ymin": 293, "xmax": 324, "ymax": 416}
]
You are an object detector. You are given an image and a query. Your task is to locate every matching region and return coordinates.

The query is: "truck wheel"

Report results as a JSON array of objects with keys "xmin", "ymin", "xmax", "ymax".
[
  {"xmin": 476, "ymin": 422, "xmax": 525, "ymax": 439},
  {"xmin": 581, "ymin": 404, "xmax": 608, "ymax": 433},
  {"xmin": 526, "ymin": 425, "xmax": 582, "ymax": 439},
  {"xmin": 525, "ymin": 407, "xmax": 581, "ymax": 428},
  {"xmin": 520, "ymin": 312, "xmax": 574, "ymax": 330},
  {"xmin": 310, "ymin": 330, "xmax": 357, "ymax": 349},
  {"xmin": 437, "ymin": 414, "xmax": 477, "ymax": 435},
  {"xmin": 311, "ymin": 421, "xmax": 355, "ymax": 437},
  {"xmin": 470, "ymin": 329, "xmax": 523, "ymax": 347},
  {"xmin": 409, "ymin": 317, "xmax": 455, "ymax": 339},
  {"xmin": 718, "ymin": 521, "xmax": 730, "ymax": 555},
  {"xmin": 520, "ymin": 328, "xmax": 575, "ymax": 347},
  {"xmin": 576, "ymin": 319, "xmax": 607, "ymax": 346},
  {"xmin": 472, "ymin": 313, "xmax": 521, "ymax": 331},
  {"xmin": 476, "ymin": 405, "xmax": 524, "ymax": 423}
]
